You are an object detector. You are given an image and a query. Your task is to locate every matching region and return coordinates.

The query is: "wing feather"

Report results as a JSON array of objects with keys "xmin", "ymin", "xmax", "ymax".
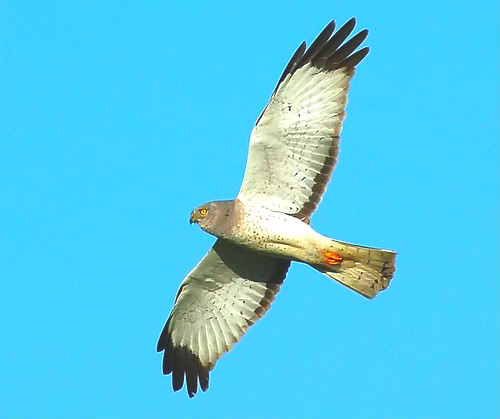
[
  {"xmin": 238, "ymin": 19, "xmax": 369, "ymax": 219},
  {"xmin": 317, "ymin": 17, "xmax": 356, "ymax": 59},
  {"xmin": 157, "ymin": 239, "xmax": 290, "ymax": 397}
]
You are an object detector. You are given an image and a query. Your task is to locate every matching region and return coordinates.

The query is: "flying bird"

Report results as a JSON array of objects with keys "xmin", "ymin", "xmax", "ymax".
[{"xmin": 157, "ymin": 18, "xmax": 396, "ymax": 398}]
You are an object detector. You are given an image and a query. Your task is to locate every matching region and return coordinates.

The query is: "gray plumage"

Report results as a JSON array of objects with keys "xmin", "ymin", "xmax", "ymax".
[{"xmin": 190, "ymin": 200, "xmax": 240, "ymax": 239}]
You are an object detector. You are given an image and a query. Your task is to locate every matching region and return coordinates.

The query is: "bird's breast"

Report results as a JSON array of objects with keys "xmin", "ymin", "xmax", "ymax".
[{"xmin": 225, "ymin": 205, "xmax": 318, "ymax": 261}]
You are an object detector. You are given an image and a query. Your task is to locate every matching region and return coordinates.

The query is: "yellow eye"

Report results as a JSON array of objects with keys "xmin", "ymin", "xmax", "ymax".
[{"xmin": 199, "ymin": 208, "xmax": 208, "ymax": 216}]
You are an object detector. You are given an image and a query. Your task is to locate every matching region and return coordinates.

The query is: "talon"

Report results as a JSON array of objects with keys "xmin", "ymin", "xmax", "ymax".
[{"xmin": 324, "ymin": 250, "xmax": 343, "ymax": 266}]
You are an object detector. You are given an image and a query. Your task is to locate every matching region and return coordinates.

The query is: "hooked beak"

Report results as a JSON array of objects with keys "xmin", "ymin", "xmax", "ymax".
[{"xmin": 189, "ymin": 211, "xmax": 195, "ymax": 225}]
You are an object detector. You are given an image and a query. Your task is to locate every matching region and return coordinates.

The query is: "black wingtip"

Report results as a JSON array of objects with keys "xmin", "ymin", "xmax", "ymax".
[
  {"xmin": 324, "ymin": 20, "xmax": 336, "ymax": 34},
  {"xmin": 172, "ymin": 347, "xmax": 186, "ymax": 391},
  {"xmin": 185, "ymin": 350, "xmax": 199, "ymax": 398},
  {"xmin": 157, "ymin": 317, "xmax": 171, "ymax": 352},
  {"xmin": 268, "ymin": 17, "xmax": 369, "ymax": 101},
  {"xmin": 327, "ymin": 28, "xmax": 369, "ymax": 65},
  {"xmin": 335, "ymin": 17, "xmax": 357, "ymax": 44},
  {"xmin": 340, "ymin": 46, "xmax": 370, "ymax": 69},
  {"xmin": 346, "ymin": 17, "xmax": 356, "ymax": 28},
  {"xmin": 199, "ymin": 365, "xmax": 210, "ymax": 392},
  {"xmin": 297, "ymin": 20, "xmax": 336, "ymax": 67},
  {"xmin": 357, "ymin": 28, "xmax": 369, "ymax": 40}
]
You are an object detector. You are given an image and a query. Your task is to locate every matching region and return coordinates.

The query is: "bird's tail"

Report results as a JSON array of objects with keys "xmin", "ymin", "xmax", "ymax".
[{"xmin": 313, "ymin": 238, "xmax": 396, "ymax": 299}]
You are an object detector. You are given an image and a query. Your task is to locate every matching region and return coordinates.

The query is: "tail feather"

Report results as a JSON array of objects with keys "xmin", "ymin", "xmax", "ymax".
[{"xmin": 315, "ymin": 239, "xmax": 396, "ymax": 299}]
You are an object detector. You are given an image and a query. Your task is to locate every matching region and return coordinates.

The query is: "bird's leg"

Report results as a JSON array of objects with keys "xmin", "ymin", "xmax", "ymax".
[{"xmin": 323, "ymin": 250, "xmax": 343, "ymax": 266}]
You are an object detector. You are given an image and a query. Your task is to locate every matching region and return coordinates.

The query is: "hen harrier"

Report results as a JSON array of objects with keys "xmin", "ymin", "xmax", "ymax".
[{"xmin": 157, "ymin": 18, "xmax": 396, "ymax": 398}]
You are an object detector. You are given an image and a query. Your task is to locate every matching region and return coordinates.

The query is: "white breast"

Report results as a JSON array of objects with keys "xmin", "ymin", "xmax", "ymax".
[{"xmin": 231, "ymin": 204, "xmax": 320, "ymax": 261}]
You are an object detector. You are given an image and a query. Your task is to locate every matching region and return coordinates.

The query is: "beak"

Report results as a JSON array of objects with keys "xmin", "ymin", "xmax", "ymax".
[{"xmin": 189, "ymin": 212, "xmax": 195, "ymax": 225}]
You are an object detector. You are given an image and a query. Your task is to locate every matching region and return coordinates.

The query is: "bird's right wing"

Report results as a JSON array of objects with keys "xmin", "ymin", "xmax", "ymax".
[{"xmin": 157, "ymin": 239, "xmax": 290, "ymax": 398}]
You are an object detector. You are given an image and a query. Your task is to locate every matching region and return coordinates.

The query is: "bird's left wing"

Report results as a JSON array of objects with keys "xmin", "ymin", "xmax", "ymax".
[
  {"xmin": 238, "ymin": 19, "xmax": 369, "ymax": 220},
  {"xmin": 157, "ymin": 239, "xmax": 290, "ymax": 398}
]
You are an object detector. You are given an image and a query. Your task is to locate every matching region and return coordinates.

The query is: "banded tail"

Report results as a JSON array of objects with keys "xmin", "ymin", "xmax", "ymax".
[{"xmin": 315, "ymin": 239, "xmax": 396, "ymax": 298}]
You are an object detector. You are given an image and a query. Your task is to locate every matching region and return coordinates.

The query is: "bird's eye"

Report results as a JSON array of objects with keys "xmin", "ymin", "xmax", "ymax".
[{"xmin": 199, "ymin": 208, "xmax": 208, "ymax": 216}]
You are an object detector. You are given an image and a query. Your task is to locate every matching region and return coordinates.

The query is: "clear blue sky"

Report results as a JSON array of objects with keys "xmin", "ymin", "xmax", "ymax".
[{"xmin": 1, "ymin": 1, "xmax": 498, "ymax": 418}]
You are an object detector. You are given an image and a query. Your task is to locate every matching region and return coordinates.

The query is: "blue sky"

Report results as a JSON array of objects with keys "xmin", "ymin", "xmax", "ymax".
[{"xmin": 1, "ymin": 1, "xmax": 498, "ymax": 418}]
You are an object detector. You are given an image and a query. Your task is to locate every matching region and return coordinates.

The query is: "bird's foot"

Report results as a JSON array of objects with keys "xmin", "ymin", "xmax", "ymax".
[{"xmin": 323, "ymin": 250, "xmax": 343, "ymax": 266}]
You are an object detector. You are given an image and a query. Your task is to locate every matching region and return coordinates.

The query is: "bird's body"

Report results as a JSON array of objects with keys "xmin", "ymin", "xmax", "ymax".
[
  {"xmin": 239, "ymin": 203, "xmax": 321, "ymax": 262},
  {"xmin": 200, "ymin": 199, "xmax": 318, "ymax": 262},
  {"xmin": 196, "ymin": 198, "xmax": 395, "ymax": 294},
  {"xmin": 157, "ymin": 18, "xmax": 397, "ymax": 398}
]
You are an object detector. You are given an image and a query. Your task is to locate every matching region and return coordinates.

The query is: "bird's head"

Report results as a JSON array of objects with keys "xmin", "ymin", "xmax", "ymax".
[
  {"xmin": 189, "ymin": 200, "xmax": 234, "ymax": 237},
  {"xmin": 189, "ymin": 203, "xmax": 213, "ymax": 227}
]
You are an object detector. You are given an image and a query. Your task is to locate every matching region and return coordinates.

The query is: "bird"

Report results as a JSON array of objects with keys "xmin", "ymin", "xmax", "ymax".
[{"xmin": 157, "ymin": 17, "xmax": 396, "ymax": 398}]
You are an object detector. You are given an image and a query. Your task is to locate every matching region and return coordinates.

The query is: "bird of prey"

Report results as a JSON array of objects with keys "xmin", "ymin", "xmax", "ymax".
[{"xmin": 157, "ymin": 18, "xmax": 396, "ymax": 398}]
